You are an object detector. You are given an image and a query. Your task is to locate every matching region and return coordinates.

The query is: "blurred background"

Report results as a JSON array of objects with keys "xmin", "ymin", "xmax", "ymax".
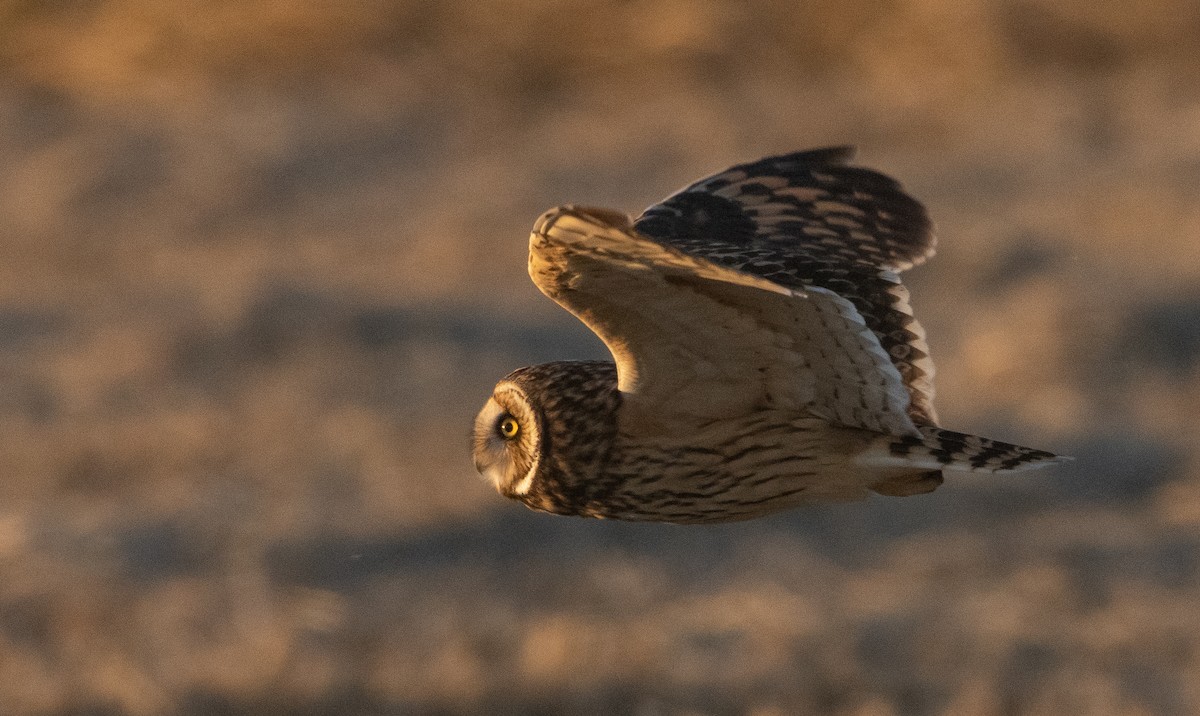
[{"xmin": 1, "ymin": 1, "xmax": 1198, "ymax": 714}]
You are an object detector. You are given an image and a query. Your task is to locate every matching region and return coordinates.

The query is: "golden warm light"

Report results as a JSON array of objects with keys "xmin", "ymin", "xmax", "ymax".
[{"xmin": 0, "ymin": 1, "xmax": 1198, "ymax": 713}]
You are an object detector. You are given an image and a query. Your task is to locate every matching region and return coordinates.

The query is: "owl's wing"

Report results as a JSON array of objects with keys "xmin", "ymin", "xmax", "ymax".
[
  {"xmin": 634, "ymin": 147, "xmax": 939, "ymax": 425},
  {"xmin": 530, "ymin": 203, "xmax": 918, "ymax": 437}
]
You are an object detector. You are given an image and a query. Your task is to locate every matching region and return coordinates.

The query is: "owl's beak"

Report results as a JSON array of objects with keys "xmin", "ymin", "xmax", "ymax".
[{"xmin": 478, "ymin": 462, "xmax": 506, "ymax": 492}]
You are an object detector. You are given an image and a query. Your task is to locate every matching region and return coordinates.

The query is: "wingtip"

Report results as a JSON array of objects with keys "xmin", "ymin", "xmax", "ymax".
[
  {"xmin": 532, "ymin": 205, "xmax": 569, "ymax": 237},
  {"xmin": 996, "ymin": 452, "xmax": 1074, "ymax": 473},
  {"xmin": 533, "ymin": 205, "xmax": 632, "ymax": 237}
]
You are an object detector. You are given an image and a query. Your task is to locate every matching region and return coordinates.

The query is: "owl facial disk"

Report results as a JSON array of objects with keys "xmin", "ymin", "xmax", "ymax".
[{"xmin": 471, "ymin": 385, "xmax": 539, "ymax": 497}]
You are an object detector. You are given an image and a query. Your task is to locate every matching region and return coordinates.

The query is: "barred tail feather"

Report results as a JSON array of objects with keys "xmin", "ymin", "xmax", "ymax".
[{"xmin": 858, "ymin": 426, "xmax": 1071, "ymax": 473}]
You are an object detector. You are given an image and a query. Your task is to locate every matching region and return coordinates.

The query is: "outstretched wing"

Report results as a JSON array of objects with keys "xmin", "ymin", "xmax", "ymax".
[
  {"xmin": 530, "ymin": 205, "xmax": 918, "ymax": 438},
  {"xmin": 634, "ymin": 147, "xmax": 939, "ymax": 425}
]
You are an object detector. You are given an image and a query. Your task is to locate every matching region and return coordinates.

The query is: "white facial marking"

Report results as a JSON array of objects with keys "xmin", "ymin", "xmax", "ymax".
[{"xmin": 511, "ymin": 451, "xmax": 539, "ymax": 495}]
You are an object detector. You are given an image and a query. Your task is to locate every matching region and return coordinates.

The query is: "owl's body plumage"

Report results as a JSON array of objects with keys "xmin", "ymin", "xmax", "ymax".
[{"xmin": 473, "ymin": 148, "xmax": 1066, "ymax": 524}]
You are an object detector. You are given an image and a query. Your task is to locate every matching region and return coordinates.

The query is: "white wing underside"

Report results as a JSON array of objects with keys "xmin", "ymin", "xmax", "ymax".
[{"xmin": 530, "ymin": 206, "xmax": 919, "ymax": 438}]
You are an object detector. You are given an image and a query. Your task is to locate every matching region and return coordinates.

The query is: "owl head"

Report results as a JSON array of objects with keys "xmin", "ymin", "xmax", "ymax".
[{"xmin": 472, "ymin": 360, "xmax": 620, "ymax": 515}]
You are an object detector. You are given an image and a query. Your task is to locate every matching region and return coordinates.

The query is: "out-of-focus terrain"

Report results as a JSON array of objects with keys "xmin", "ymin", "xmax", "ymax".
[{"xmin": 1, "ymin": 1, "xmax": 1198, "ymax": 714}]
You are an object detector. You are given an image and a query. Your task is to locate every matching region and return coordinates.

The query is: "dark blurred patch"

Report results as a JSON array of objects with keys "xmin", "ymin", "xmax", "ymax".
[
  {"xmin": 856, "ymin": 616, "xmax": 925, "ymax": 690},
  {"xmin": 60, "ymin": 450, "xmax": 147, "ymax": 495},
  {"xmin": 236, "ymin": 286, "xmax": 337, "ymax": 363},
  {"xmin": 1060, "ymin": 535, "xmax": 1200, "ymax": 611},
  {"xmin": 0, "ymin": 309, "xmax": 65, "ymax": 420},
  {"xmin": 264, "ymin": 510, "xmax": 768, "ymax": 590},
  {"xmin": 235, "ymin": 110, "xmax": 446, "ymax": 218},
  {"xmin": 1042, "ymin": 432, "xmax": 1179, "ymax": 503},
  {"xmin": 0, "ymin": 596, "xmax": 54, "ymax": 648},
  {"xmin": 117, "ymin": 521, "xmax": 218, "ymax": 582},
  {"xmin": 267, "ymin": 514, "xmax": 617, "ymax": 589},
  {"xmin": 0, "ymin": 309, "xmax": 69, "ymax": 350},
  {"xmin": 1168, "ymin": 156, "xmax": 1200, "ymax": 187},
  {"xmin": 172, "ymin": 284, "xmax": 607, "ymax": 395},
  {"xmin": 0, "ymin": 379, "xmax": 55, "ymax": 420},
  {"xmin": 776, "ymin": 473, "xmax": 1095, "ymax": 564},
  {"xmin": 978, "ymin": 232, "xmax": 1066, "ymax": 294},
  {"xmin": 1002, "ymin": 3, "xmax": 1128, "ymax": 72},
  {"xmin": 176, "ymin": 685, "xmax": 690, "ymax": 716},
  {"xmin": 350, "ymin": 304, "xmax": 606, "ymax": 360},
  {"xmin": 264, "ymin": 477, "xmax": 1083, "ymax": 593},
  {"xmin": 928, "ymin": 164, "xmax": 1030, "ymax": 202},
  {"xmin": 998, "ymin": 640, "xmax": 1060, "ymax": 713},
  {"xmin": 6, "ymin": 82, "xmax": 77, "ymax": 147},
  {"xmin": 1120, "ymin": 659, "xmax": 1190, "ymax": 716},
  {"xmin": 172, "ymin": 286, "xmax": 336, "ymax": 387},
  {"xmin": 178, "ymin": 689, "xmax": 396, "ymax": 716},
  {"xmin": 71, "ymin": 130, "xmax": 170, "ymax": 213},
  {"xmin": 53, "ymin": 703, "xmax": 126, "ymax": 716},
  {"xmin": 0, "ymin": 0, "xmax": 106, "ymax": 23},
  {"xmin": 1120, "ymin": 295, "xmax": 1200, "ymax": 378}
]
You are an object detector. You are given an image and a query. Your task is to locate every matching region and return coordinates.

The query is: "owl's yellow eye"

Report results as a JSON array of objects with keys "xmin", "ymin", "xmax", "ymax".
[{"xmin": 498, "ymin": 415, "xmax": 520, "ymax": 440}]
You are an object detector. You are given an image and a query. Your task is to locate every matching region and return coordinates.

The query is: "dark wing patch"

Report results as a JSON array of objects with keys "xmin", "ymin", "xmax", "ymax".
[
  {"xmin": 634, "ymin": 147, "xmax": 939, "ymax": 425},
  {"xmin": 637, "ymin": 147, "xmax": 935, "ymax": 272}
]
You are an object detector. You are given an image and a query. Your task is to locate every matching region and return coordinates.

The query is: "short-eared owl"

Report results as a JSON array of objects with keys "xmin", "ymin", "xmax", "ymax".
[{"xmin": 473, "ymin": 148, "xmax": 1067, "ymax": 523}]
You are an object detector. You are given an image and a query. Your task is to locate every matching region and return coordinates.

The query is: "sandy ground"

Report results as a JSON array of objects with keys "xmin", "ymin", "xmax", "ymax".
[{"xmin": 1, "ymin": 1, "xmax": 1199, "ymax": 714}]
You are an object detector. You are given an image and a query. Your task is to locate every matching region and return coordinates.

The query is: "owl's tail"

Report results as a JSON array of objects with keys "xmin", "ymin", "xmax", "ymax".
[{"xmin": 858, "ymin": 426, "xmax": 1071, "ymax": 474}]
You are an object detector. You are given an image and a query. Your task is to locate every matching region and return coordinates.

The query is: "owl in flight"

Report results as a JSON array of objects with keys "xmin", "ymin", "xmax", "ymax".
[{"xmin": 473, "ymin": 147, "xmax": 1067, "ymax": 523}]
